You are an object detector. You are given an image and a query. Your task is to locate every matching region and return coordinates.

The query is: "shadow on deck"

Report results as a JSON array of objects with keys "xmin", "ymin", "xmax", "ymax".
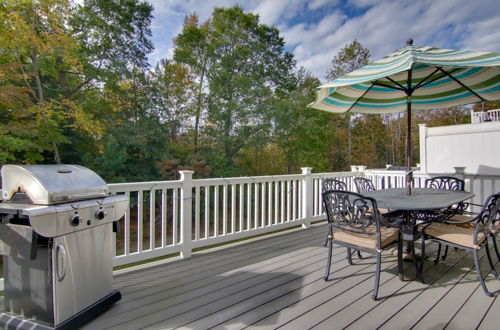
[{"xmin": 84, "ymin": 224, "xmax": 500, "ymax": 330}]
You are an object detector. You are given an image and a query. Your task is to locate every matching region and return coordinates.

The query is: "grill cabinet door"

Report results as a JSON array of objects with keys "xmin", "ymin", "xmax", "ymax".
[{"xmin": 52, "ymin": 224, "xmax": 114, "ymax": 325}]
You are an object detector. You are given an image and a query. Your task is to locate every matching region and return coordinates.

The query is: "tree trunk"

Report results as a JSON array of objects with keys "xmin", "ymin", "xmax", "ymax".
[
  {"xmin": 223, "ymin": 107, "xmax": 233, "ymax": 164},
  {"xmin": 347, "ymin": 114, "xmax": 352, "ymax": 164},
  {"xmin": 194, "ymin": 61, "xmax": 208, "ymax": 151},
  {"xmin": 56, "ymin": 56, "xmax": 68, "ymax": 93},
  {"xmin": 31, "ymin": 51, "xmax": 43, "ymax": 102},
  {"xmin": 32, "ymin": 51, "xmax": 62, "ymax": 164}
]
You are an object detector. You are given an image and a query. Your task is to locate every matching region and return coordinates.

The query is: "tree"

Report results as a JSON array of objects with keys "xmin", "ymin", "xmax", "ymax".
[
  {"xmin": 173, "ymin": 6, "xmax": 295, "ymax": 175},
  {"xmin": 270, "ymin": 67, "xmax": 332, "ymax": 173},
  {"xmin": 326, "ymin": 40, "xmax": 370, "ymax": 82},
  {"xmin": 0, "ymin": 0, "xmax": 93, "ymax": 163},
  {"xmin": 324, "ymin": 40, "xmax": 370, "ymax": 169},
  {"xmin": 0, "ymin": 0, "xmax": 155, "ymax": 169},
  {"xmin": 173, "ymin": 14, "xmax": 211, "ymax": 150}
]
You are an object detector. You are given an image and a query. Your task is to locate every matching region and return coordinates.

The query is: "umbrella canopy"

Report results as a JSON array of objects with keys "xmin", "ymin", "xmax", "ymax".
[
  {"xmin": 309, "ymin": 40, "xmax": 500, "ymax": 194},
  {"xmin": 310, "ymin": 42, "xmax": 500, "ymax": 114}
]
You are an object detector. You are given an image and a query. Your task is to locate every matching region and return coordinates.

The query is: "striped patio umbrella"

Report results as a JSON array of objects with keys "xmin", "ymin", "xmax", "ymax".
[{"xmin": 309, "ymin": 39, "xmax": 500, "ymax": 193}]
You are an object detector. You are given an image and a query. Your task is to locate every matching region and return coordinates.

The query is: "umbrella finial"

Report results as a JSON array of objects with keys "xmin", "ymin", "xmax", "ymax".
[{"xmin": 406, "ymin": 39, "xmax": 414, "ymax": 46}]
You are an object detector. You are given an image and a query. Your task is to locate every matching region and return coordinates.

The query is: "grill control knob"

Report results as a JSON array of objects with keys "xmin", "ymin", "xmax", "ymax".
[
  {"xmin": 70, "ymin": 215, "xmax": 81, "ymax": 226},
  {"xmin": 95, "ymin": 210, "xmax": 107, "ymax": 220}
]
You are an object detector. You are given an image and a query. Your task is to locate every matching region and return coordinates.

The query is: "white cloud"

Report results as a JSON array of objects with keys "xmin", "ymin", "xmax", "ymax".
[
  {"xmin": 144, "ymin": 0, "xmax": 500, "ymax": 81},
  {"xmin": 308, "ymin": 0, "xmax": 337, "ymax": 11},
  {"xmin": 252, "ymin": 0, "xmax": 306, "ymax": 25}
]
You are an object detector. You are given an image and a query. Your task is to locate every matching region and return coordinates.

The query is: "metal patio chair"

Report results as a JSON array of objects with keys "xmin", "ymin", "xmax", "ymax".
[
  {"xmin": 354, "ymin": 177, "xmax": 376, "ymax": 193},
  {"xmin": 353, "ymin": 176, "xmax": 397, "ymax": 219},
  {"xmin": 322, "ymin": 190, "xmax": 402, "ymax": 300},
  {"xmin": 322, "ymin": 178, "xmax": 363, "ymax": 263},
  {"xmin": 322, "ymin": 178, "xmax": 347, "ymax": 191},
  {"xmin": 420, "ymin": 192, "xmax": 500, "ymax": 296},
  {"xmin": 425, "ymin": 176, "xmax": 467, "ymax": 262}
]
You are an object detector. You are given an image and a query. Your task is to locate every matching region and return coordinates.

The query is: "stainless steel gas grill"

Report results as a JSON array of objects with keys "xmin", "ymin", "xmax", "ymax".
[{"xmin": 0, "ymin": 164, "xmax": 128, "ymax": 330}]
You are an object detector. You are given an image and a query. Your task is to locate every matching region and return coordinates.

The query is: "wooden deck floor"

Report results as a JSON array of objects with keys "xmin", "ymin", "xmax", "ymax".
[{"xmin": 83, "ymin": 223, "xmax": 500, "ymax": 330}]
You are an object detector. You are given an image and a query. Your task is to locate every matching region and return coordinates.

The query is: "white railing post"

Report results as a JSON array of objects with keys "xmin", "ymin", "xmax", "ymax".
[
  {"xmin": 301, "ymin": 167, "xmax": 313, "ymax": 228},
  {"xmin": 180, "ymin": 170, "xmax": 194, "ymax": 258},
  {"xmin": 419, "ymin": 123, "xmax": 428, "ymax": 173}
]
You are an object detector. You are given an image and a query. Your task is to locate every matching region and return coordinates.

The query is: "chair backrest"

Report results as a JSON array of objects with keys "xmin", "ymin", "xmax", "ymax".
[
  {"xmin": 322, "ymin": 178, "xmax": 347, "ymax": 192},
  {"xmin": 425, "ymin": 176, "xmax": 464, "ymax": 191},
  {"xmin": 354, "ymin": 177, "xmax": 376, "ymax": 193},
  {"xmin": 322, "ymin": 190, "xmax": 381, "ymax": 240},
  {"xmin": 476, "ymin": 192, "xmax": 500, "ymax": 237}
]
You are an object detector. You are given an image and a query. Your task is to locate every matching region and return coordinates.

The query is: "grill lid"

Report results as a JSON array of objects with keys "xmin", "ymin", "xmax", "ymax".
[{"xmin": 1, "ymin": 164, "xmax": 108, "ymax": 205}]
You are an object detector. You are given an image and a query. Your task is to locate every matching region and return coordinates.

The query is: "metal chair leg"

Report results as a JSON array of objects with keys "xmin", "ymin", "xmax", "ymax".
[
  {"xmin": 492, "ymin": 235, "xmax": 500, "ymax": 262},
  {"xmin": 323, "ymin": 235, "xmax": 328, "ymax": 247},
  {"xmin": 397, "ymin": 234, "xmax": 404, "ymax": 281},
  {"xmin": 347, "ymin": 248, "xmax": 353, "ymax": 265},
  {"xmin": 324, "ymin": 237, "xmax": 333, "ymax": 281},
  {"xmin": 372, "ymin": 253, "xmax": 381, "ymax": 300},
  {"xmin": 419, "ymin": 233, "xmax": 426, "ymax": 281},
  {"xmin": 409, "ymin": 241, "xmax": 421, "ymax": 281},
  {"xmin": 442, "ymin": 246, "xmax": 450, "ymax": 261},
  {"xmin": 485, "ymin": 238, "xmax": 499, "ymax": 278},
  {"xmin": 492, "ymin": 237, "xmax": 500, "ymax": 280},
  {"xmin": 357, "ymin": 250, "xmax": 363, "ymax": 259},
  {"xmin": 434, "ymin": 243, "xmax": 442, "ymax": 264},
  {"xmin": 473, "ymin": 249, "xmax": 497, "ymax": 297}
]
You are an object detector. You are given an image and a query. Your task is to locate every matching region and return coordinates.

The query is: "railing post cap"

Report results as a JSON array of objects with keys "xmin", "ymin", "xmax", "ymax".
[
  {"xmin": 179, "ymin": 170, "xmax": 194, "ymax": 179},
  {"xmin": 301, "ymin": 167, "xmax": 312, "ymax": 174}
]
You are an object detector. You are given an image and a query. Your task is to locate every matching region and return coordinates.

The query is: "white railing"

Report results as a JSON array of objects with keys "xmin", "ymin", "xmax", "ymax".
[
  {"xmin": 0, "ymin": 167, "xmax": 498, "ymax": 290},
  {"xmin": 471, "ymin": 109, "xmax": 500, "ymax": 123},
  {"xmin": 109, "ymin": 168, "xmax": 362, "ymax": 267},
  {"xmin": 109, "ymin": 167, "xmax": 500, "ymax": 267},
  {"xmin": 109, "ymin": 168, "xmax": 311, "ymax": 266}
]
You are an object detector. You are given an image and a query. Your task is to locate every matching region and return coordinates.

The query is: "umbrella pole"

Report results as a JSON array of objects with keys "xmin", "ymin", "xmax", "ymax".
[
  {"xmin": 406, "ymin": 65, "xmax": 413, "ymax": 196},
  {"xmin": 406, "ymin": 96, "xmax": 412, "ymax": 195}
]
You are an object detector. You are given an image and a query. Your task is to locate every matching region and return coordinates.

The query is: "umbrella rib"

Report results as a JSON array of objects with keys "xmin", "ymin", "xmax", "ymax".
[
  {"xmin": 345, "ymin": 83, "xmax": 375, "ymax": 113},
  {"xmin": 436, "ymin": 67, "xmax": 486, "ymax": 102},
  {"xmin": 412, "ymin": 68, "xmax": 441, "ymax": 90},
  {"xmin": 385, "ymin": 77, "xmax": 408, "ymax": 92},
  {"xmin": 414, "ymin": 68, "xmax": 460, "ymax": 90},
  {"xmin": 373, "ymin": 81, "xmax": 406, "ymax": 92}
]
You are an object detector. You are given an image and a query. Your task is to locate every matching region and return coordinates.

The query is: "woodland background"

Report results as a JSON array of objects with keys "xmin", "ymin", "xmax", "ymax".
[{"xmin": 1, "ymin": 0, "xmax": 498, "ymax": 183}]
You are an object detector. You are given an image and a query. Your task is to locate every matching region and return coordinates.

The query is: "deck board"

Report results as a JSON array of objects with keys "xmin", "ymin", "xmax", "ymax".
[{"xmin": 74, "ymin": 223, "xmax": 500, "ymax": 330}]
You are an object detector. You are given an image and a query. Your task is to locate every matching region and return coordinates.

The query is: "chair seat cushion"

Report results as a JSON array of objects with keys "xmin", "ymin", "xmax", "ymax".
[
  {"xmin": 422, "ymin": 222, "xmax": 486, "ymax": 249},
  {"xmin": 332, "ymin": 226, "xmax": 399, "ymax": 252}
]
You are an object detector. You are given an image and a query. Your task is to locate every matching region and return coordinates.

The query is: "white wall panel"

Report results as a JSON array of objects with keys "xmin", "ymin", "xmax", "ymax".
[{"xmin": 420, "ymin": 122, "xmax": 500, "ymax": 175}]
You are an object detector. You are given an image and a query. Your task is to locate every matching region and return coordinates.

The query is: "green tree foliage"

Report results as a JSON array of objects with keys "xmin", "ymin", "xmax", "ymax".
[
  {"xmin": 270, "ymin": 68, "xmax": 333, "ymax": 173},
  {"xmin": 324, "ymin": 40, "xmax": 370, "ymax": 170},
  {"xmin": 205, "ymin": 7, "xmax": 295, "ymax": 174},
  {"xmin": 1, "ymin": 2, "xmax": 482, "ymax": 181},
  {"xmin": 326, "ymin": 40, "xmax": 370, "ymax": 81},
  {"xmin": 173, "ymin": 14, "xmax": 210, "ymax": 150},
  {"xmin": 174, "ymin": 6, "xmax": 295, "ymax": 176},
  {"xmin": 0, "ymin": 0, "xmax": 89, "ymax": 163}
]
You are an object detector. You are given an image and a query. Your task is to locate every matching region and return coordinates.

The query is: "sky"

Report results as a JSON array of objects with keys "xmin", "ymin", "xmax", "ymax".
[{"xmin": 147, "ymin": 0, "xmax": 500, "ymax": 82}]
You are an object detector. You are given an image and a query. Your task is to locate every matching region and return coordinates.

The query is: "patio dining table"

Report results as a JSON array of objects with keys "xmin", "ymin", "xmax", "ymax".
[{"xmin": 362, "ymin": 187, "xmax": 475, "ymax": 280}]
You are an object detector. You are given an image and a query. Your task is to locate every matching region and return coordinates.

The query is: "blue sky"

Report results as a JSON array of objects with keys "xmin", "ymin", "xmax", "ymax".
[{"xmin": 147, "ymin": 0, "xmax": 500, "ymax": 82}]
